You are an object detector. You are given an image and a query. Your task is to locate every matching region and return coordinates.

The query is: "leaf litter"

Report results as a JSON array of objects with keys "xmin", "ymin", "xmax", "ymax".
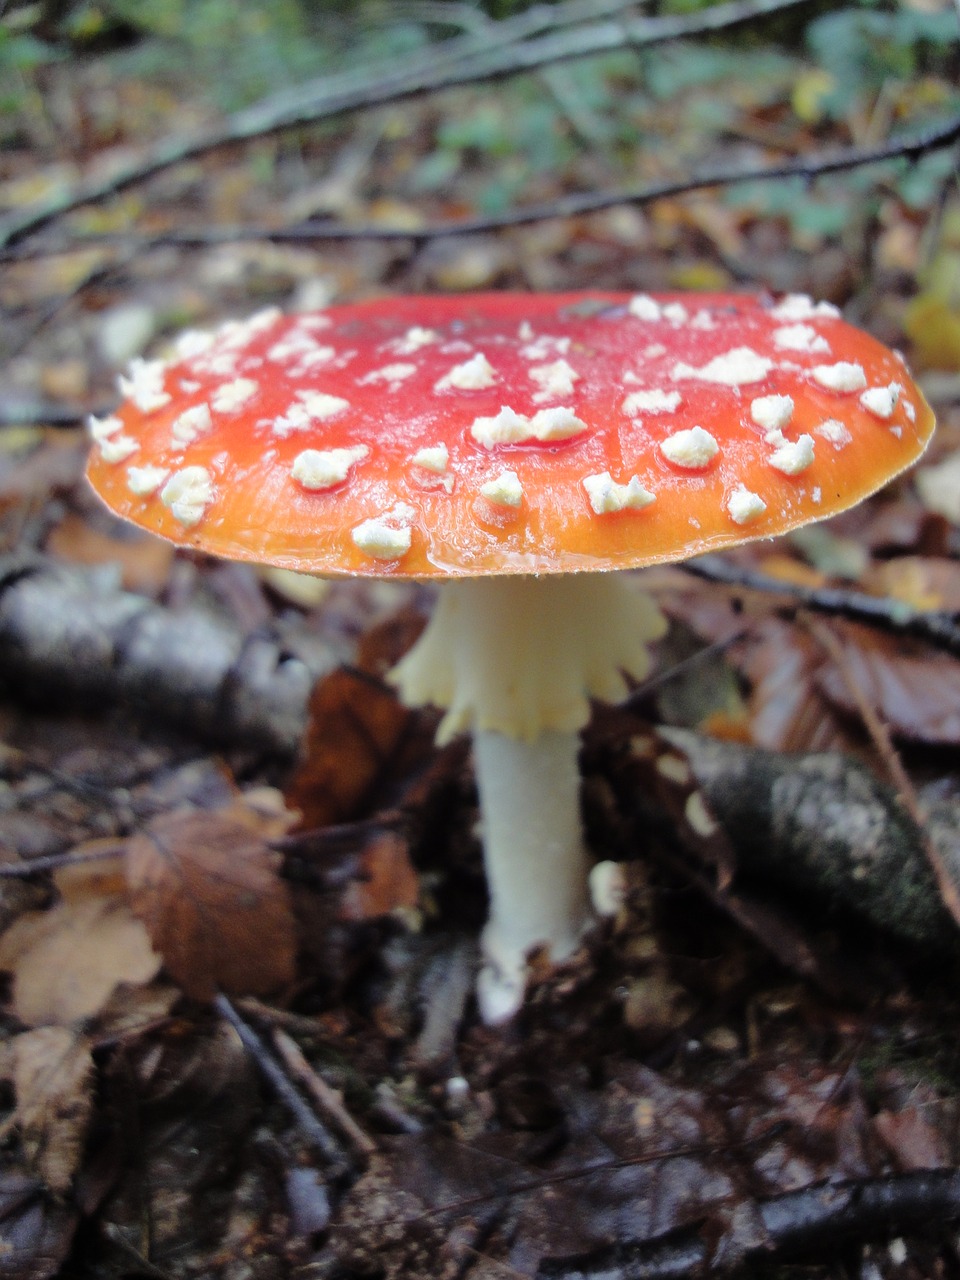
[{"xmin": 2, "ymin": 6, "xmax": 960, "ymax": 1278}]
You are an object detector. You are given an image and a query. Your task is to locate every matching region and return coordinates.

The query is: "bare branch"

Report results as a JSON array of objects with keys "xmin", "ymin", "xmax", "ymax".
[
  {"xmin": 0, "ymin": 0, "xmax": 810, "ymax": 250},
  {"xmin": 215, "ymin": 994, "xmax": 344, "ymax": 1162},
  {"xmin": 683, "ymin": 551, "xmax": 960, "ymax": 658},
  {"xmin": 6, "ymin": 112, "xmax": 957, "ymax": 264},
  {"xmin": 0, "ymin": 553, "xmax": 334, "ymax": 754},
  {"xmin": 538, "ymin": 1169, "xmax": 960, "ymax": 1279}
]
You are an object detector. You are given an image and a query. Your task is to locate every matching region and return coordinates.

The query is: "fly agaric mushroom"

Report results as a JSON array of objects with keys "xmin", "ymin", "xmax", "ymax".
[{"xmin": 86, "ymin": 292, "xmax": 935, "ymax": 1022}]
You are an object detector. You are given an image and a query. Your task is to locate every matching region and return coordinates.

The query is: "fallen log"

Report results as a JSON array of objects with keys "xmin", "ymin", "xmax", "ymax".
[{"xmin": 0, "ymin": 554, "xmax": 335, "ymax": 754}]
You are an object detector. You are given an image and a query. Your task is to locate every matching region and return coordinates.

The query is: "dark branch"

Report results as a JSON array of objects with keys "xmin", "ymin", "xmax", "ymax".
[
  {"xmin": 538, "ymin": 1169, "xmax": 960, "ymax": 1279},
  {"xmin": 6, "ymin": 112, "xmax": 958, "ymax": 263},
  {"xmin": 683, "ymin": 552, "xmax": 960, "ymax": 658},
  {"xmin": 214, "ymin": 994, "xmax": 344, "ymax": 1163}
]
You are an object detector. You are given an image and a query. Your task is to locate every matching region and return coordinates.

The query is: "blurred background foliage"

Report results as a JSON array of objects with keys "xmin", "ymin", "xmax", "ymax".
[{"xmin": 2, "ymin": 0, "xmax": 959, "ymax": 372}]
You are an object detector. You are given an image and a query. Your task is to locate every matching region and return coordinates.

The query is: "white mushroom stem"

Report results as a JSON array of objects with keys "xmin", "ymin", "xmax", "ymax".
[
  {"xmin": 389, "ymin": 573, "xmax": 665, "ymax": 1023},
  {"xmin": 473, "ymin": 727, "xmax": 588, "ymax": 1023}
]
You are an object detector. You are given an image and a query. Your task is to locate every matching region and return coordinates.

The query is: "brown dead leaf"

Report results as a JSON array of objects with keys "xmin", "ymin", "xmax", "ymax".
[
  {"xmin": 0, "ymin": 856, "xmax": 161, "ymax": 1027},
  {"xmin": 286, "ymin": 667, "xmax": 415, "ymax": 828},
  {"xmin": 126, "ymin": 806, "xmax": 297, "ymax": 1000},
  {"xmin": 9, "ymin": 1027, "xmax": 95, "ymax": 1194},
  {"xmin": 46, "ymin": 512, "xmax": 175, "ymax": 593},
  {"xmin": 740, "ymin": 617, "xmax": 853, "ymax": 754},
  {"xmin": 816, "ymin": 623, "xmax": 960, "ymax": 745},
  {"xmin": 339, "ymin": 830, "xmax": 419, "ymax": 922}
]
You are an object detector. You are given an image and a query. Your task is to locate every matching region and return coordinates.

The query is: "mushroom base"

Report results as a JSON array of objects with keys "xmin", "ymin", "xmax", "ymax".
[
  {"xmin": 473, "ymin": 727, "xmax": 589, "ymax": 1024},
  {"xmin": 390, "ymin": 572, "xmax": 666, "ymax": 1022}
]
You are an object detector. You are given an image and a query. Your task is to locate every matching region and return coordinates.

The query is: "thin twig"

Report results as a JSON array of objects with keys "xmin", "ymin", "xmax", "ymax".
[
  {"xmin": 214, "ymin": 993, "xmax": 343, "ymax": 1162},
  {"xmin": 0, "ymin": 844, "xmax": 126, "ymax": 878},
  {"xmin": 271, "ymin": 1028, "xmax": 378, "ymax": 1160},
  {"xmin": 682, "ymin": 554, "xmax": 960, "ymax": 658}
]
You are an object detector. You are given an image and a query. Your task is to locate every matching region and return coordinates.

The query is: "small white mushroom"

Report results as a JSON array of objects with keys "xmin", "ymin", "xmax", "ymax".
[{"xmin": 589, "ymin": 861, "xmax": 627, "ymax": 916}]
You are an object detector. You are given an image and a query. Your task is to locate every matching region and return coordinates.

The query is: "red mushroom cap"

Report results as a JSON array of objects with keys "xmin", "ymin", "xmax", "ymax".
[{"xmin": 85, "ymin": 292, "xmax": 935, "ymax": 578}]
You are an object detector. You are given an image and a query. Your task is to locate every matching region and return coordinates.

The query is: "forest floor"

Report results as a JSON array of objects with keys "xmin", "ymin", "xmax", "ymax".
[{"xmin": 3, "ymin": 4, "xmax": 960, "ymax": 1277}]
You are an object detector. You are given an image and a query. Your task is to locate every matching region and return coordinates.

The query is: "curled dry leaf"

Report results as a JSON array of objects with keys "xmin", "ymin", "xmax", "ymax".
[
  {"xmin": 45, "ymin": 511, "xmax": 175, "ymax": 593},
  {"xmin": 126, "ymin": 803, "xmax": 298, "ymax": 1001},
  {"xmin": 0, "ymin": 855, "xmax": 161, "ymax": 1027},
  {"xmin": 816, "ymin": 622, "xmax": 960, "ymax": 745},
  {"xmin": 9, "ymin": 1027, "xmax": 95, "ymax": 1194},
  {"xmin": 285, "ymin": 666, "xmax": 416, "ymax": 829}
]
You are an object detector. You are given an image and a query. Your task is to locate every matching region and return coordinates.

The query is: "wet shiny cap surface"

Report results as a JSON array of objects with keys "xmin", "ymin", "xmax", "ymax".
[{"xmin": 86, "ymin": 291, "xmax": 935, "ymax": 578}]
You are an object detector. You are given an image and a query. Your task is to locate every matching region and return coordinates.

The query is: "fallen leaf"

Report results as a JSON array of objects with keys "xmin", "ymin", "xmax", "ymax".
[
  {"xmin": 9, "ymin": 1027, "xmax": 95, "ymax": 1194},
  {"xmin": 816, "ymin": 622, "xmax": 960, "ymax": 745},
  {"xmin": 126, "ymin": 806, "xmax": 297, "ymax": 1000},
  {"xmin": 339, "ymin": 830, "xmax": 419, "ymax": 922},
  {"xmin": 904, "ymin": 292, "xmax": 960, "ymax": 371},
  {"xmin": 741, "ymin": 617, "xmax": 852, "ymax": 754},
  {"xmin": 0, "ymin": 857, "xmax": 161, "ymax": 1027},
  {"xmin": 46, "ymin": 512, "xmax": 175, "ymax": 594},
  {"xmin": 286, "ymin": 666, "xmax": 416, "ymax": 828}
]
